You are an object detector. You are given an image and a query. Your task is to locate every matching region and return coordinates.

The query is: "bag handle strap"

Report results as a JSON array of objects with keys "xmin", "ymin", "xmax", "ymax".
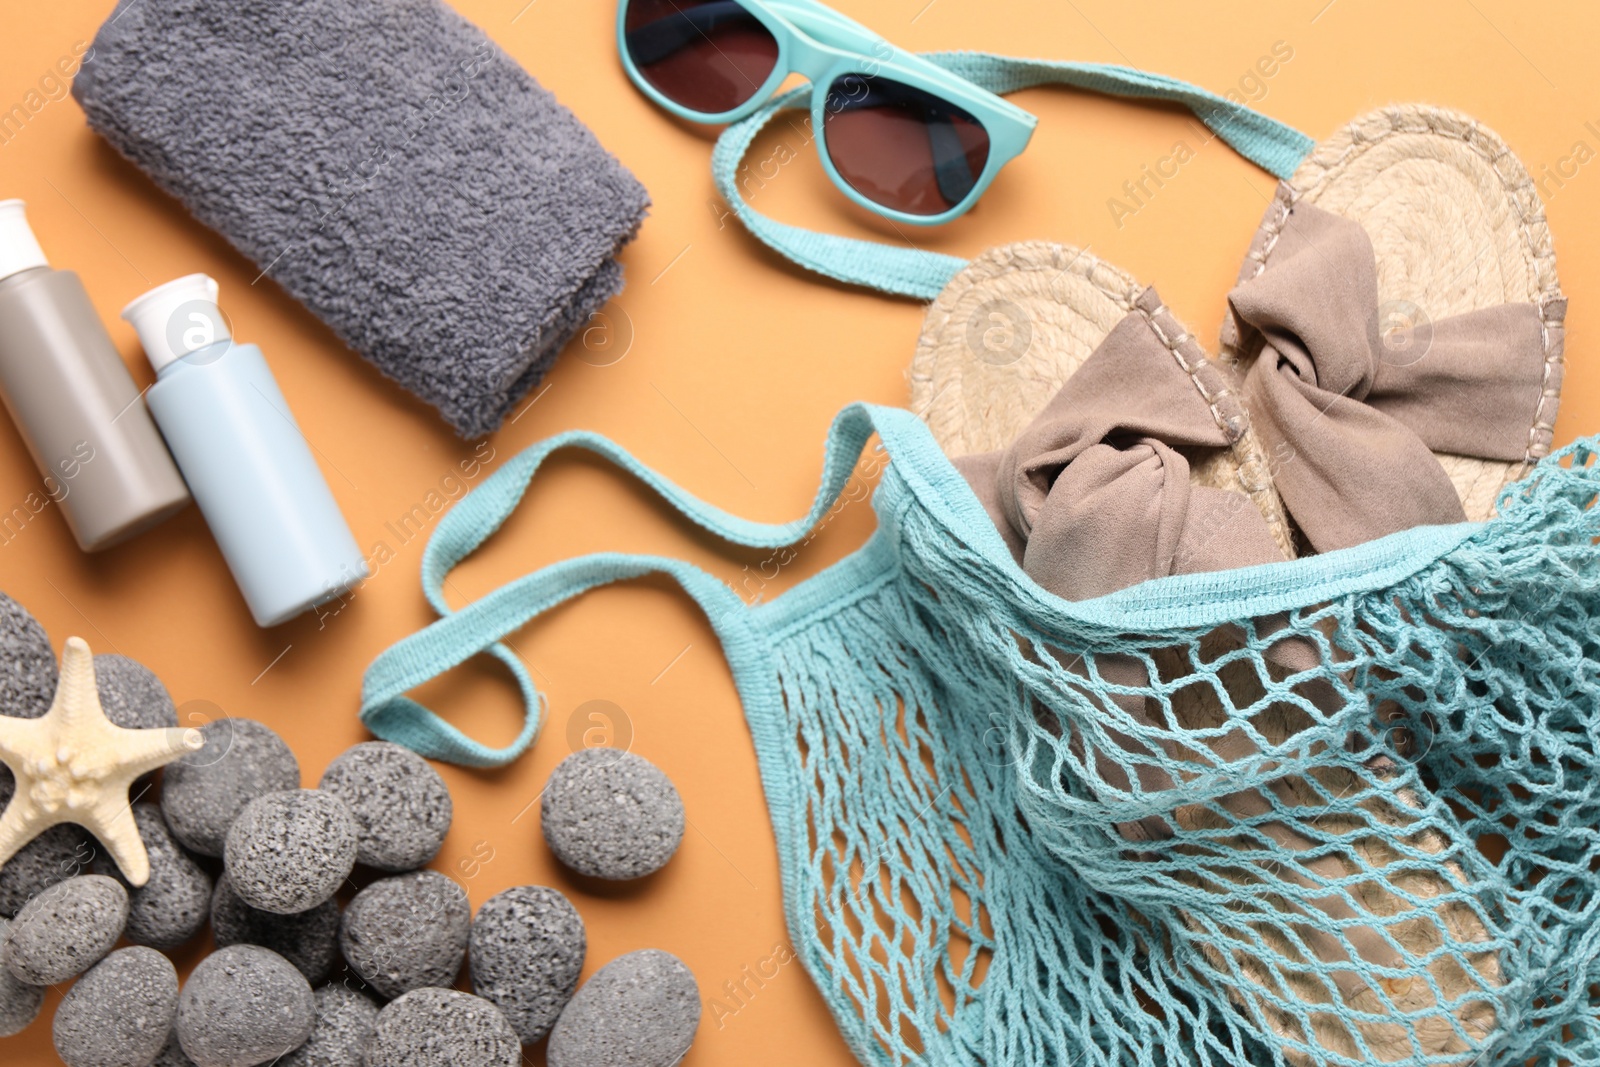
[
  {"xmin": 360, "ymin": 406, "xmax": 887, "ymax": 767},
  {"xmin": 712, "ymin": 50, "xmax": 1316, "ymax": 299}
]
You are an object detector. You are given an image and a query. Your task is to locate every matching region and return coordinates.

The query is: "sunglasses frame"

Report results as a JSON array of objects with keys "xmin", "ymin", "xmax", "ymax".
[{"xmin": 618, "ymin": 0, "xmax": 1037, "ymax": 225}]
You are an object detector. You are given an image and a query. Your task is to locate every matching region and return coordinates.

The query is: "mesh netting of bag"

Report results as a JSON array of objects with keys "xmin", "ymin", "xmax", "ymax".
[{"xmin": 764, "ymin": 439, "xmax": 1600, "ymax": 1067}]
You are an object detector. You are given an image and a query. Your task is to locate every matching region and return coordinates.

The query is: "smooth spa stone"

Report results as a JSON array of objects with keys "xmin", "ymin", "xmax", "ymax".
[
  {"xmin": 317, "ymin": 741, "xmax": 452, "ymax": 872},
  {"xmin": 468, "ymin": 884, "xmax": 586, "ymax": 1044},
  {"xmin": 160, "ymin": 717, "xmax": 300, "ymax": 857},
  {"xmin": 278, "ymin": 983, "xmax": 380, "ymax": 1067},
  {"xmin": 365, "ymin": 988, "xmax": 519, "ymax": 1067},
  {"xmin": 338, "ymin": 870, "xmax": 470, "ymax": 1000},
  {"xmin": 53, "ymin": 946, "xmax": 179, "ymax": 1067},
  {"xmin": 210, "ymin": 873, "xmax": 340, "ymax": 986},
  {"xmin": 223, "ymin": 790, "xmax": 357, "ymax": 914},
  {"xmin": 546, "ymin": 949, "xmax": 702, "ymax": 1067},
  {"xmin": 4, "ymin": 874, "xmax": 128, "ymax": 986},
  {"xmin": 175, "ymin": 945, "xmax": 315, "ymax": 1067},
  {"xmin": 94, "ymin": 802, "xmax": 211, "ymax": 950},
  {"xmin": 539, "ymin": 748, "xmax": 685, "ymax": 880}
]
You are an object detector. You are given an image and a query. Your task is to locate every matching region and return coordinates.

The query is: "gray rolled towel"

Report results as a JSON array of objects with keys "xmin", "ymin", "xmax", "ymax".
[{"xmin": 74, "ymin": 0, "xmax": 648, "ymax": 437}]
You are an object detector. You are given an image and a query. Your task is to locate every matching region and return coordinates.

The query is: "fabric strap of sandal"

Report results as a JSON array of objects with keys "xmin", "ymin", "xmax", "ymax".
[
  {"xmin": 954, "ymin": 286, "xmax": 1283, "ymax": 601},
  {"xmin": 1227, "ymin": 191, "xmax": 1554, "ymax": 553},
  {"xmin": 711, "ymin": 50, "xmax": 1317, "ymax": 299}
]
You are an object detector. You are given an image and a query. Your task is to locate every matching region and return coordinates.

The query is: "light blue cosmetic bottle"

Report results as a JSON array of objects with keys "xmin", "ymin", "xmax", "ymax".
[{"xmin": 123, "ymin": 274, "xmax": 369, "ymax": 627}]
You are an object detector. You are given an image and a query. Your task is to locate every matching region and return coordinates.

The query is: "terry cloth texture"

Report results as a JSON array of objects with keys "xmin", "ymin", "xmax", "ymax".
[{"xmin": 73, "ymin": 0, "xmax": 649, "ymax": 438}]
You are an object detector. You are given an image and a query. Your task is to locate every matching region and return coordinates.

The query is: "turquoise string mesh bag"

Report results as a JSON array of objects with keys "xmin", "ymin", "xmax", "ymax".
[
  {"xmin": 361, "ymin": 404, "xmax": 1600, "ymax": 1067},
  {"xmin": 357, "ymin": 53, "xmax": 1600, "ymax": 1067}
]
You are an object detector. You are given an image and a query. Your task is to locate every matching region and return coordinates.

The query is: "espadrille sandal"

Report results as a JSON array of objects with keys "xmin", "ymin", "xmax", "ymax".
[
  {"xmin": 1199, "ymin": 103, "xmax": 1566, "ymax": 1065},
  {"xmin": 929, "ymin": 261, "xmax": 1305, "ymax": 845},
  {"xmin": 916, "ymin": 243, "xmax": 1296, "ymax": 570},
  {"xmin": 909, "ymin": 105, "xmax": 1565, "ymax": 1067},
  {"xmin": 1222, "ymin": 105, "xmax": 1565, "ymax": 539}
]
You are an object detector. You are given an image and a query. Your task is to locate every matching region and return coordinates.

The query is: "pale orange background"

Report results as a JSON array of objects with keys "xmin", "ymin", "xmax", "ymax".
[{"xmin": 1, "ymin": 1, "xmax": 1596, "ymax": 1064}]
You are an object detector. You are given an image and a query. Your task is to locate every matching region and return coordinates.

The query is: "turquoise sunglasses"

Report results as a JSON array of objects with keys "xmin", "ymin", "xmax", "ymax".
[{"xmin": 617, "ymin": 0, "xmax": 1038, "ymax": 225}]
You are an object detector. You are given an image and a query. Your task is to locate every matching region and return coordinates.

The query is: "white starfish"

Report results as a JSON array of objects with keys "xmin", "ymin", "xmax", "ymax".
[{"xmin": 0, "ymin": 637, "xmax": 203, "ymax": 886}]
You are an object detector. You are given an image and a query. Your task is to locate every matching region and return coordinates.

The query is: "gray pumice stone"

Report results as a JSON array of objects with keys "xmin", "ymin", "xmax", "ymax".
[
  {"xmin": 318, "ymin": 742, "xmax": 452, "ymax": 872},
  {"xmin": 0, "ymin": 593, "xmax": 83, "ymax": 918},
  {"xmin": 150, "ymin": 1030, "xmax": 197, "ymax": 1065},
  {"xmin": 469, "ymin": 885, "xmax": 585, "ymax": 1044},
  {"xmin": 161, "ymin": 717, "xmax": 300, "ymax": 857},
  {"xmin": 540, "ymin": 748, "xmax": 685, "ymax": 880},
  {"xmin": 279, "ymin": 983, "xmax": 380, "ymax": 1067},
  {"xmin": 210, "ymin": 873, "xmax": 339, "ymax": 986},
  {"xmin": 339, "ymin": 870, "xmax": 469, "ymax": 1000},
  {"xmin": 175, "ymin": 945, "xmax": 314, "ymax": 1067},
  {"xmin": 547, "ymin": 949, "xmax": 701, "ymax": 1067},
  {"xmin": 0, "ymin": 771, "xmax": 93, "ymax": 916},
  {"xmin": 93, "ymin": 654, "xmax": 178, "ymax": 730},
  {"xmin": 94, "ymin": 802, "xmax": 211, "ymax": 949},
  {"xmin": 4, "ymin": 874, "xmax": 129, "ymax": 985},
  {"xmin": 0, "ymin": 918, "xmax": 44, "ymax": 1036},
  {"xmin": 366, "ymin": 988, "xmax": 519, "ymax": 1067},
  {"xmin": 0, "ymin": 591, "xmax": 57, "ymax": 719},
  {"xmin": 224, "ymin": 789, "xmax": 356, "ymax": 914},
  {"xmin": 53, "ymin": 946, "xmax": 179, "ymax": 1067}
]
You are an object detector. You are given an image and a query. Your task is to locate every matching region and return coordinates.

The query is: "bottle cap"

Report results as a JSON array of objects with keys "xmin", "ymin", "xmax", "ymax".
[
  {"xmin": 0, "ymin": 200, "xmax": 49, "ymax": 284},
  {"xmin": 121, "ymin": 273, "xmax": 232, "ymax": 373}
]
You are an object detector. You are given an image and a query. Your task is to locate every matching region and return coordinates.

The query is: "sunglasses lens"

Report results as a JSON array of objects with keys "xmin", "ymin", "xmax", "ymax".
[
  {"xmin": 623, "ymin": 0, "xmax": 780, "ymax": 115},
  {"xmin": 822, "ymin": 74, "xmax": 991, "ymax": 217}
]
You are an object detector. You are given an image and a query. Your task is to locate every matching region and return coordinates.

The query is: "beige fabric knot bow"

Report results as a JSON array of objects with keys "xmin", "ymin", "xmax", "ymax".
[
  {"xmin": 1230, "ymin": 199, "xmax": 1549, "ymax": 553},
  {"xmin": 955, "ymin": 293, "xmax": 1281, "ymax": 601}
]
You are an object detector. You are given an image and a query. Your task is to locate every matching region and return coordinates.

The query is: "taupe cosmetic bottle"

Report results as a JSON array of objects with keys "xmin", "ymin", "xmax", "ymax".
[{"xmin": 0, "ymin": 200, "xmax": 189, "ymax": 551}]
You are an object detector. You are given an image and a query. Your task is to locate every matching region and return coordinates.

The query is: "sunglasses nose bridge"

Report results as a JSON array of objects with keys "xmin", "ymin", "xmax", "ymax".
[{"xmin": 780, "ymin": 34, "xmax": 841, "ymax": 89}]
